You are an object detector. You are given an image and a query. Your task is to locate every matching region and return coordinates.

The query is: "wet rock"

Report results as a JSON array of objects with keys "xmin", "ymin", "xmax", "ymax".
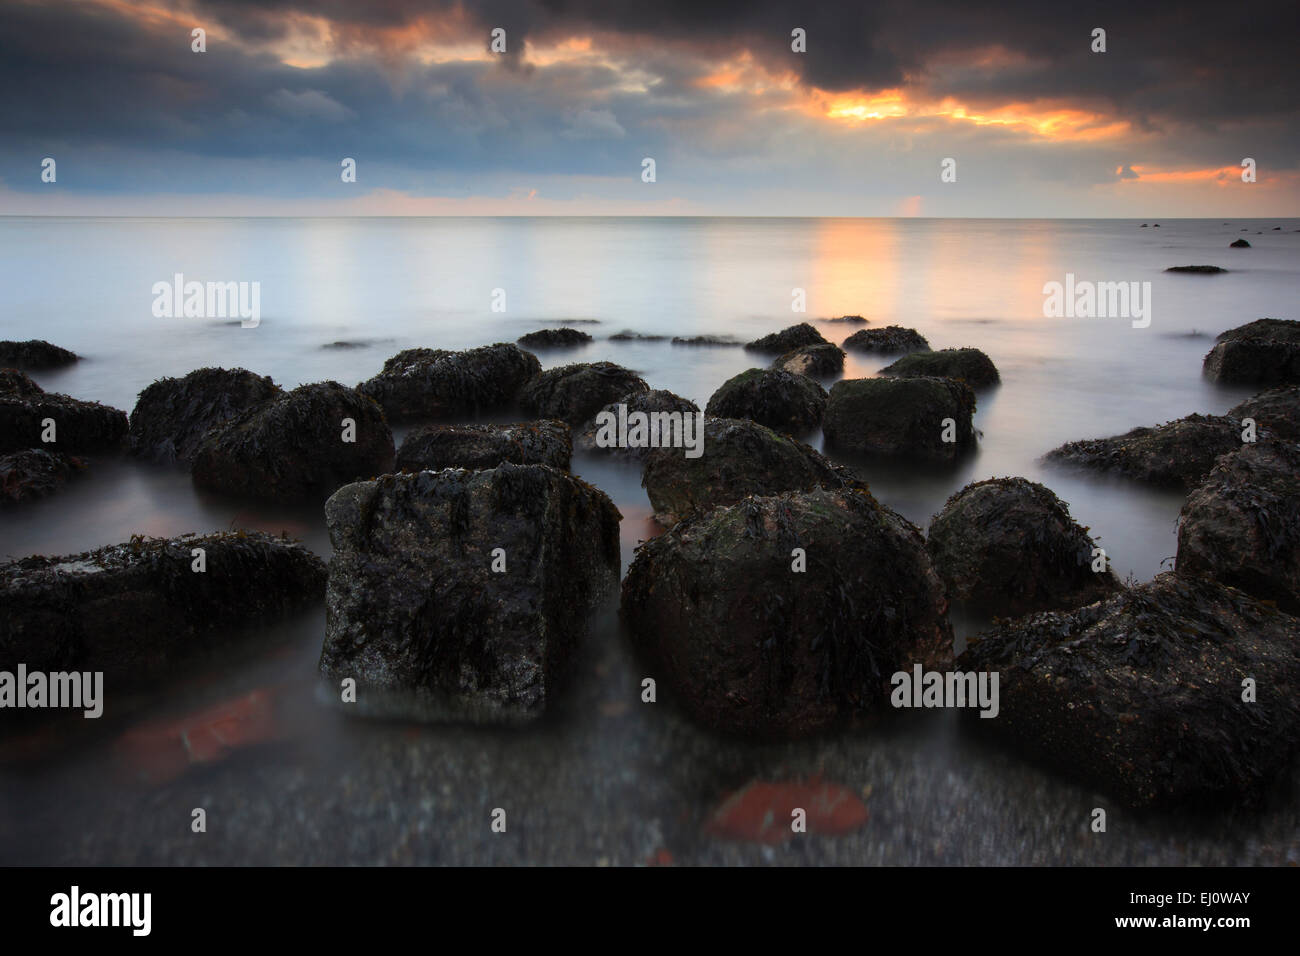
[
  {"xmin": 772, "ymin": 343, "xmax": 846, "ymax": 378},
  {"xmin": 1043, "ymin": 414, "xmax": 1247, "ymax": 489},
  {"xmin": 1228, "ymin": 386, "xmax": 1300, "ymax": 442},
  {"xmin": 1230, "ymin": 238, "xmax": 1251, "ymax": 248},
  {"xmin": 191, "ymin": 382, "xmax": 394, "ymax": 503},
  {"xmin": 927, "ymin": 477, "xmax": 1122, "ymax": 617},
  {"xmin": 823, "ymin": 377, "xmax": 976, "ymax": 463},
  {"xmin": 704, "ymin": 778, "xmax": 869, "ymax": 844},
  {"xmin": 744, "ymin": 322, "xmax": 829, "ymax": 354},
  {"xmin": 0, "ymin": 340, "xmax": 78, "ymax": 369},
  {"xmin": 519, "ymin": 361, "xmax": 649, "ymax": 425},
  {"xmin": 319, "ymin": 464, "xmax": 621, "ymax": 723},
  {"xmin": 0, "ymin": 371, "xmax": 128, "ymax": 455},
  {"xmin": 575, "ymin": 389, "xmax": 700, "ymax": 461},
  {"xmin": 396, "ymin": 421, "xmax": 571, "ymax": 471},
  {"xmin": 1202, "ymin": 318, "xmax": 1300, "ymax": 386},
  {"xmin": 1165, "ymin": 265, "xmax": 1228, "ymax": 274},
  {"xmin": 671, "ymin": 335, "xmax": 742, "ymax": 346},
  {"xmin": 621, "ymin": 487, "xmax": 952, "ymax": 738},
  {"xmin": 958, "ymin": 573, "xmax": 1300, "ymax": 808},
  {"xmin": 822, "ymin": 315, "xmax": 868, "ymax": 325},
  {"xmin": 0, "ymin": 532, "xmax": 326, "ymax": 689},
  {"xmin": 641, "ymin": 417, "xmax": 859, "ymax": 527},
  {"xmin": 704, "ymin": 367, "xmax": 827, "ymax": 434},
  {"xmin": 517, "ymin": 328, "xmax": 593, "ymax": 348},
  {"xmin": 1177, "ymin": 440, "xmax": 1300, "ymax": 613},
  {"xmin": 842, "ymin": 326, "xmax": 930, "ymax": 354},
  {"xmin": 880, "ymin": 347, "xmax": 1000, "ymax": 388},
  {"xmin": 359, "ymin": 344, "xmax": 541, "ymax": 421},
  {"xmin": 609, "ymin": 331, "xmax": 667, "ymax": 342},
  {"xmin": 0, "ymin": 449, "xmax": 87, "ymax": 503},
  {"xmin": 128, "ymin": 367, "xmax": 282, "ymax": 464}
]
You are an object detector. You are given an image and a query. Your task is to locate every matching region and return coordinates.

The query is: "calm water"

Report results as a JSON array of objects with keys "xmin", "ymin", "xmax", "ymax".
[{"xmin": 2, "ymin": 217, "xmax": 1298, "ymax": 865}]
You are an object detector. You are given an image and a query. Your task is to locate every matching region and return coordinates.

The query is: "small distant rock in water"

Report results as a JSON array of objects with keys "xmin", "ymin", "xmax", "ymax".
[
  {"xmin": 744, "ymin": 322, "xmax": 829, "ymax": 354},
  {"xmin": 705, "ymin": 367, "xmax": 827, "ymax": 435},
  {"xmin": 823, "ymin": 377, "xmax": 977, "ymax": 463},
  {"xmin": 1203, "ymin": 318, "xmax": 1300, "ymax": 386},
  {"xmin": 879, "ymin": 347, "xmax": 999, "ymax": 388},
  {"xmin": 517, "ymin": 328, "xmax": 593, "ymax": 348},
  {"xmin": 671, "ymin": 334, "xmax": 742, "ymax": 346},
  {"xmin": 396, "ymin": 421, "xmax": 571, "ymax": 472},
  {"xmin": 1165, "ymin": 265, "xmax": 1227, "ymax": 274},
  {"xmin": 0, "ymin": 370, "xmax": 128, "ymax": 455},
  {"xmin": 545, "ymin": 319, "xmax": 601, "ymax": 325},
  {"xmin": 0, "ymin": 339, "xmax": 79, "ymax": 370},
  {"xmin": 0, "ymin": 448, "xmax": 86, "ymax": 503},
  {"xmin": 1273, "ymin": 226, "xmax": 1282, "ymax": 230},
  {"xmin": 842, "ymin": 326, "xmax": 930, "ymax": 354},
  {"xmin": 772, "ymin": 343, "xmax": 845, "ymax": 378},
  {"xmin": 1228, "ymin": 385, "xmax": 1300, "ymax": 442},
  {"xmin": 575, "ymin": 389, "xmax": 699, "ymax": 461},
  {"xmin": 129, "ymin": 367, "xmax": 282, "ymax": 465},
  {"xmin": 321, "ymin": 340, "xmax": 372, "ymax": 350},
  {"xmin": 359, "ymin": 344, "xmax": 541, "ymax": 421},
  {"xmin": 519, "ymin": 361, "xmax": 648, "ymax": 425},
  {"xmin": 1153, "ymin": 223, "xmax": 1160, "ymax": 227},
  {"xmin": 1230, "ymin": 238, "xmax": 1251, "ymax": 248},
  {"xmin": 608, "ymin": 330, "xmax": 667, "ymax": 342},
  {"xmin": 822, "ymin": 314, "xmax": 868, "ymax": 325},
  {"xmin": 1140, "ymin": 223, "xmax": 1148, "ymax": 227}
]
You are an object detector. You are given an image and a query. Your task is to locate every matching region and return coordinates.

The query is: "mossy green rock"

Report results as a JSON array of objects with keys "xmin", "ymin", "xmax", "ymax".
[
  {"xmin": 704, "ymin": 367, "xmax": 827, "ymax": 434},
  {"xmin": 823, "ymin": 376, "xmax": 976, "ymax": 462}
]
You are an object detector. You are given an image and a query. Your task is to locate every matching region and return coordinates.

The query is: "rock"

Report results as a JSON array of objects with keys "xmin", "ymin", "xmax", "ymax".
[
  {"xmin": 823, "ymin": 377, "xmax": 976, "ymax": 463},
  {"xmin": 880, "ymin": 347, "xmax": 1000, "ymax": 388},
  {"xmin": 926, "ymin": 478, "xmax": 1122, "ymax": 617},
  {"xmin": 128, "ymin": 367, "xmax": 282, "ymax": 464},
  {"xmin": 319, "ymin": 464, "xmax": 621, "ymax": 723},
  {"xmin": 621, "ymin": 487, "xmax": 952, "ymax": 737},
  {"xmin": 191, "ymin": 382, "xmax": 394, "ymax": 503},
  {"xmin": 519, "ymin": 361, "xmax": 649, "ymax": 425},
  {"xmin": 704, "ymin": 367, "xmax": 827, "ymax": 434},
  {"xmin": 609, "ymin": 331, "xmax": 667, "ymax": 342},
  {"xmin": 0, "ymin": 532, "xmax": 326, "ymax": 689},
  {"xmin": 641, "ymin": 417, "xmax": 859, "ymax": 527},
  {"xmin": 358, "ymin": 344, "xmax": 541, "ymax": 421},
  {"xmin": 842, "ymin": 326, "xmax": 931, "ymax": 354},
  {"xmin": 671, "ymin": 335, "xmax": 742, "ymax": 346},
  {"xmin": 517, "ymin": 328, "xmax": 593, "ymax": 348},
  {"xmin": 0, "ymin": 449, "xmax": 86, "ymax": 503},
  {"xmin": 958, "ymin": 573, "xmax": 1300, "ymax": 808},
  {"xmin": 0, "ymin": 340, "xmax": 78, "ymax": 369},
  {"xmin": 396, "ymin": 421, "xmax": 571, "ymax": 472},
  {"xmin": 1228, "ymin": 386, "xmax": 1300, "ymax": 442},
  {"xmin": 822, "ymin": 315, "xmax": 868, "ymax": 325},
  {"xmin": 0, "ymin": 371, "xmax": 128, "ymax": 455},
  {"xmin": 1176, "ymin": 440, "xmax": 1300, "ymax": 613},
  {"xmin": 704, "ymin": 779, "xmax": 869, "ymax": 844},
  {"xmin": 1230, "ymin": 238, "xmax": 1251, "ymax": 248},
  {"xmin": 744, "ymin": 322, "xmax": 829, "ymax": 354},
  {"xmin": 574, "ymin": 389, "xmax": 700, "ymax": 460},
  {"xmin": 1043, "ymin": 414, "xmax": 1247, "ymax": 489},
  {"xmin": 1165, "ymin": 265, "xmax": 1228, "ymax": 274},
  {"xmin": 772, "ymin": 343, "xmax": 846, "ymax": 378},
  {"xmin": 1202, "ymin": 318, "xmax": 1300, "ymax": 386}
]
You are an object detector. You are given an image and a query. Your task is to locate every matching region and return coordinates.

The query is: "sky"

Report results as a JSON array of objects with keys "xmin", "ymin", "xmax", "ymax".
[{"xmin": 0, "ymin": 0, "xmax": 1297, "ymax": 217}]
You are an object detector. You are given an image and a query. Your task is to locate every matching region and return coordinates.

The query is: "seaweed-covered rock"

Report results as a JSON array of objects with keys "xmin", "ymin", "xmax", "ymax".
[
  {"xmin": 1202, "ymin": 318, "xmax": 1300, "ymax": 386},
  {"xmin": 641, "ymin": 417, "xmax": 859, "ymax": 527},
  {"xmin": 1043, "ymin": 414, "xmax": 1247, "ymax": 489},
  {"xmin": 927, "ymin": 478, "xmax": 1122, "ymax": 617},
  {"xmin": 880, "ymin": 347, "xmax": 1000, "ymax": 388},
  {"xmin": 823, "ymin": 315, "xmax": 868, "ymax": 325},
  {"xmin": 358, "ymin": 344, "xmax": 541, "ymax": 421},
  {"xmin": 0, "ymin": 372, "xmax": 127, "ymax": 454},
  {"xmin": 704, "ymin": 368, "xmax": 827, "ymax": 434},
  {"xmin": 772, "ymin": 343, "xmax": 846, "ymax": 378},
  {"xmin": 0, "ymin": 532, "xmax": 326, "ymax": 688},
  {"xmin": 0, "ymin": 340, "xmax": 78, "ymax": 369},
  {"xmin": 575, "ymin": 389, "xmax": 700, "ymax": 460},
  {"xmin": 1177, "ymin": 440, "xmax": 1300, "ymax": 613},
  {"xmin": 958, "ymin": 573, "xmax": 1300, "ymax": 808},
  {"xmin": 517, "ymin": 328, "xmax": 593, "ymax": 348},
  {"xmin": 823, "ymin": 377, "xmax": 976, "ymax": 463},
  {"xmin": 1165, "ymin": 265, "xmax": 1228, "ymax": 274},
  {"xmin": 744, "ymin": 323, "xmax": 829, "ymax": 354},
  {"xmin": 319, "ymin": 464, "xmax": 621, "ymax": 724},
  {"xmin": 396, "ymin": 421, "xmax": 571, "ymax": 472},
  {"xmin": 128, "ymin": 367, "xmax": 282, "ymax": 464},
  {"xmin": 842, "ymin": 326, "xmax": 930, "ymax": 354},
  {"xmin": 609, "ymin": 331, "xmax": 668, "ymax": 342},
  {"xmin": 672, "ymin": 335, "xmax": 742, "ymax": 347},
  {"xmin": 191, "ymin": 382, "xmax": 394, "ymax": 503},
  {"xmin": 621, "ymin": 487, "xmax": 952, "ymax": 738},
  {"xmin": 519, "ymin": 361, "xmax": 649, "ymax": 425},
  {"xmin": 0, "ymin": 449, "xmax": 86, "ymax": 503},
  {"xmin": 1228, "ymin": 386, "xmax": 1300, "ymax": 442},
  {"xmin": 1230, "ymin": 238, "xmax": 1251, "ymax": 248}
]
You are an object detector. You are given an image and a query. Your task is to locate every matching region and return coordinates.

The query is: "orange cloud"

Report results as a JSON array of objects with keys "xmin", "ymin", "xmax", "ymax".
[{"xmin": 1120, "ymin": 164, "xmax": 1246, "ymax": 185}]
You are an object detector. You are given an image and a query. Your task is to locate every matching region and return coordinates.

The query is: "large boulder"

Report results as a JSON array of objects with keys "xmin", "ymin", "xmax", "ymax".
[
  {"xmin": 1202, "ymin": 319, "xmax": 1300, "ymax": 386},
  {"xmin": 959, "ymin": 573, "xmax": 1300, "ymax": 808},
  {"xmin": 621, "ymin": 487, "xmax": 952, "ymax": 738},
  {"xmin": 880, "ymin": 347, "xmax": 1000, "ymax": 388},
  {"xmin": 518, "ymin": 361, "xmax": 649, "ymax": 425},
  {"xmin": 191, "ymin": 382, "xmax": 394, "ymax": 503},
  {"xmin": 0, "ymin": 370, "xmax": 127, "ymax": 455},
  {"xmin": 842, "ymin": 326, "xmax": 930, "ymax": 354},
  {"xmin": 574, "ymin": 389, "xmax": 700, "ymax": 461},
  {"xmin": 1043, "ymin": 413, "xmax": 1247, "ymax": 489},
  {"xmin": 0, "ymin": 340, "xmax": 78, "ymax": 369},
  {"xmin": 1228, "ymin": 386, "xmax": 1300, "ymax": 442},
  {"xmin": 1177, "ymin": 440, "xmax": 1300, "ymax": 613},
  {"xmin": 319, "ymin": 465, "xmax": 621, "ymax": 724},
  {"xmin": 744, "ymin": 323, "xmax": 829, "ymax": 354},
  {"xmin": 823, "ymin": 377, "xmax": 976, "ymax": 463},
  {"xmin": 0, "ymin": 532, "xmax": 326, "ymax": 689},
  {"xmin": 704, "ymin": 368, "xmax": 827, "ymax": 434},
  {"xmin": 518, "ymin": 328, "xmax": 592, "ymax": 348},
  {"xmin": 396, "ymin": 421, "xmax": 571, "ymax": 472},
  {"xmin": 771, "ymin": 343, "xmax": 845, "ymax": 378},
  {"xmin": 927, "ymin": 478, "xmax": 1122, "ymax": 617},
  {"xmin": 641, "ymin": 417, "xmax": 860, "ymax": 527},
  {"xmin": 0, "ymin": 449, "xmax": 86, "ymax": 503},
  {"xmin": 358, "ymin": 344, "xmax": 541, "ymax": 421},
  {"xmin": 128, "ymin": 367, "xmax": 282, "ymax": 464}
]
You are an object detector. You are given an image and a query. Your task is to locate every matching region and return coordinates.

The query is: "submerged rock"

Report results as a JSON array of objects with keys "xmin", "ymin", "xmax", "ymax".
[
  {"xmin": 880, "ymin": 347, "xmax": 1000, "ymax": 388},
  {"xmin": 609, "ymin": 330, "xmax": 668, "ymax": 342},
  {"xmin": 842, "ymin": 326, "xmax": 930, "ymax": 354},
  {"xmin": 319, "ymin": 464, "xmax": 621, "ymax": 723},
  {"xmin": 621, "ymin": 487, "xmax": 952, "ymax": 738},
  {"xmin": 396, "ymin": 421, "xmax": 571, "ymax": 472},
  {"xmin": 823, "ymin": 377, "xmax": 976, "ymax": 463},
  {"xmin": 744, "ymin": 323, "xmax": 829, "ymax": 354},
  {"xmin": 519, "ymin": 361, "xmax": 649, "ymax": 425},
  {"xmin": 822, "ymin": 315, "xmax": 868, "ymax": 325},
  {"xmin": 1043, "ymin": 413, "xmax": 1247, "ymax": 489},
  {"xmin": 704, "ymin": 367, "xmax": 827, "ymax": 434},
  {"xmin": 358, "ymin": 344, "xmax": 541, "ymax": 421},
  {"xmin": 1202, "ymin": 318, "xmax": 1300, "ymax": 386},
  {"xmin": 0, "ymin": 340, "xmax": 78, "ymax": 369},
  {"xmin": 1165, "ymin": 265, "xmax": 1228, "ymax": 274},
  {"xmin": 927, "ymin": 478, "xmax": 1122, "ymax": 617},
  {"xmin": 0, "ymin": 371, "xmax": 127, "ymax": 455},
  {"xmin": 959, "ymin": 573, "xmax": 1300, "ymax": 808},
  {"xmin": 1177, "ymin": 440, "xmax": 1300, "ymax": 613},
  {"xmin": 574, "ymin": 389, "xmax": 700, "ymax": 461},
  {"xmin": 1230, "ymin": 238, "xmax": 1251, "ymax": 248},
  {"xmin": 191, "ymin": 382, "xmax": 394, "ymax": 503},
  {"xmin": 1228, "ymin": 386, "xmax": 1300, "ymax": 442},
  {"xmin": 517, "ymin": 328, "xmax": 593, "ymax": 348},
  {"xmin": 772, "ymin": 343, "xmax": 846, "ymax": 378},
  {"xmin": 0, "ymin": 449, "xmax": 86, "ymax": 503},
  {"xmin": 671, "ymin": 335, "xmax": 742, "ymax": 347},
  {"xmin": 128, "ymin": 367, "xmax": 282, "ymax": 464}
]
